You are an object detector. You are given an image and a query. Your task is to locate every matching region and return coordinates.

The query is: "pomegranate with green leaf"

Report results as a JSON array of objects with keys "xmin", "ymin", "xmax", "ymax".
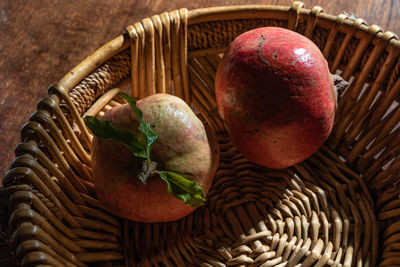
[{"xmin": 84, "ymin": 93, "xmax": 218, "ymax": 223}]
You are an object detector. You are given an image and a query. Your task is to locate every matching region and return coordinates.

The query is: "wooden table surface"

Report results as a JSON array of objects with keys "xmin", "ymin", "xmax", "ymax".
[{"xmin": 0, "ymin": 0, "xmax": 399, "ymax": 179}]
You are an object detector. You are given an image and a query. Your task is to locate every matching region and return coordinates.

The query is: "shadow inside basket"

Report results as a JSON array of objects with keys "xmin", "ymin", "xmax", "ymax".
[{"xmin": 121, "ymin": 131, "xmax": 377, "ymax": 266}]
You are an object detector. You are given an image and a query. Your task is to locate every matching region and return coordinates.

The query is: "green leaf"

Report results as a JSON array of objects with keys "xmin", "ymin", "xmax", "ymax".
[
  {"xmin": 138, "ymin": 122, "xmax": 158, "ymax": 155},
  {"xmin": 84, "ymin": 116, "xmax": 147, "ymax": 158},
  {"xmin": 157, "ymin": 171, "xmax": 206, "ymax": 207},
  {"xmin": 118, "ymin": 92, "xmax": 158, "ymax": 156},
  {"xmin": 117, "ymin": 92, "xmax": 143, "ymax": 121}
]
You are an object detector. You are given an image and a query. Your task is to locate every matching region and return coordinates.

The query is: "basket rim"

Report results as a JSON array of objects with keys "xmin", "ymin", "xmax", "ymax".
[{"xmin": 55, "ymin": 3, "xmax": 400, "ymax": 96}]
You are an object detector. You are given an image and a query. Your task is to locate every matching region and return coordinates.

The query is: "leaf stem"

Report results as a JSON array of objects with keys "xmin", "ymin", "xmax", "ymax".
[{"xmin": 138, "ymin": 159, "xmax": 157, "ymax": 183}]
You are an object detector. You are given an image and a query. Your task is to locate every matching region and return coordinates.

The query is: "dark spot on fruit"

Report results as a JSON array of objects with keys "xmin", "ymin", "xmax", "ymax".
[
  {"xmin": 272, "ymin": 49, "xmax": 278, "ymax": 58},
  {"xmin": 195, "ymin": 133, "xmax": 206, "ymax": 141},
  {"xmin": 257, "ymin": 34, "xmax": 270, "ymax": 66}
]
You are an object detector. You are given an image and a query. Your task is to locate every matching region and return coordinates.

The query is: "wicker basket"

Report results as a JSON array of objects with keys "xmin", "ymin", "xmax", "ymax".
[{"xmin": 2, "ymin": 2, "xmax": 400, "ymax": 266}]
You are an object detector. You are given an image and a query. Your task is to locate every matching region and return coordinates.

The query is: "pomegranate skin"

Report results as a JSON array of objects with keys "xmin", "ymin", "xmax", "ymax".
[{"xmin": 215, "ymin": 27, "xmax": 335, "ymax": 169}]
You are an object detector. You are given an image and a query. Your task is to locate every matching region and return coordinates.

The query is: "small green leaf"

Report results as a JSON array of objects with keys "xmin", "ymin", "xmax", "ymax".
[
  {"xmin": 157, "ymin": 171, "xmax": 206, "ymax": 207},
  {"xmin": 84, "ymin": 116, "xmax": 147, "ymax": 158},
  {"xmin": 138, "ymin": 122, "xmax": 158, "ymax": 155},
  {"xmin": 118, "ymin": 92, "xmax": 143, "ymax": 122},
  {"xmin": 118, "ymin": 92, "xmax": 158, "ymax": 156}
]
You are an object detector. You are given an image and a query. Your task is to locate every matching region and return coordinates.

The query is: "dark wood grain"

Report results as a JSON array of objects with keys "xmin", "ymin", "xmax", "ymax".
[{"xmin": 0, "ymin": 0, "xmax": 399, "ymax": 179}]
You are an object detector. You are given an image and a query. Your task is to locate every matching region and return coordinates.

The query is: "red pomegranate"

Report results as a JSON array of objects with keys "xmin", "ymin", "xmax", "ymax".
[{"xmin": 215, "ymin": 27, "xmax": 344, "ymax": 169}]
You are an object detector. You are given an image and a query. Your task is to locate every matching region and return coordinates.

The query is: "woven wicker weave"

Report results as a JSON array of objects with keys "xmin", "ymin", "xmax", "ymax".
[{"xmin": 2, "ymin": 2, "xmax": 400, "ymax": 266}]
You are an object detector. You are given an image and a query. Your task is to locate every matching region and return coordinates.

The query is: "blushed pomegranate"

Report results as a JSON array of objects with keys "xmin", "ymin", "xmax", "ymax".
[
  {"xmin": 85, "ymin": 93, "xmax": 219, "ymax": 222},
  {"xmin": 215, "ymin": 27, "xmax": 344, "ymax": 169}
]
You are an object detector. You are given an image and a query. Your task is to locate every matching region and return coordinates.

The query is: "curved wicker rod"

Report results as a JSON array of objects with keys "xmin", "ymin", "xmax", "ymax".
[
  {"xmin": 74, "ymin": 217, "xmax": 121, "ymax": 238},
  {"xmin": 38, "ymin": 95, "xmax": 91, "ymax": 165},
  {"xmin": 341, "ymin": 25, "xmax": 383, "ymax": 80},
  {"xmin": 208, "ymin": 173, "xmax": 367, "ymax": 261},
  {"xmin": 9, "ymin": 189, "xmax": 79, "ymax": 239},
  {"xmin": 10, "ymin": 153, "xmax": 83, "ymax": 219},
  {"xmin": 72, "ymin": 228, "xmax": 117, "ymax": 242},
  {"xmin": 29, "ymin": 110, "xmax": 92, "ymax": 182},
  {"xmin": 83, "ymin": 87, "xmax": 121, "ymax": 118},
  {"xmin": 224, "ymin": 236, "xmax": 342, "ymax": 267},
  {"xmin": 357, "ymin": 69, "xmax": 400, "ymax": 141},
  {"xmin": 21, "ymin": 251, "xmax": 69, "ymax": 267},
  {"xmin": 188, "ymin": 59, "xmax": 217, "ymax": 109},
  {"xmin": 78, "ymin": 192, "xmax": 120, "ymax": 217},
  {"xmin": 76, "ymin": 204, "xmax": 121, "ymax": 228},
  {"xmin": 143, "ymin": 18, "xmax": 157, "ymax": 98},
  {"xmin": 14, "ymin": 142, "xmax": 86, "ymax": 205},
  {"xmin": 354, "ymin": 118, "xmax": 400, "ymax": 175},
  {"xmin": 11, "ymin": 222, "xmax": 87, "ymax": 266},
  {"xmin": 171, "ymin": 9, "xmax": 189, "ymax": 102},
  {"xmin": 58, "ymin": 35, "xmax": 129, "ymax": 93},
  {"xmin": 187, "ymin": 4, "xmax": 292, "ymax": 25},
  {"xmin": 180, "ymin": 9, "xmax": 190, "ymax": 104},
  {"xmin": 150, "ymin": 14, "xmax": 166, "ymax": 95},
  {"xmin": 381, "ymin": 219, "xmax": 400, "ymax": 244},
  {"xmin": 19, "ymin": 121, "xmax": 92, "ymax": 186},
  {"xmin": 16, "ymin": 240, "xmax": 77, "ymax": 267},
  {"xmin": 3, "ymin": 167, "xmax": 81, "ymax": 229},
  {"xmin": 74, "ymin": 252, "xmax": 124, "ymax": 263},
  {"xmin": 194, "ymin": 56, "xmax": 217, "ymax": 82},
  {"xmin": 332, "ymin": 37, "xmax": 398, "ymax": 152},
  {"xmin": 233, "ymin": 206, "xmax": 268, "ymax": 255},
  {"xmin": 9, "ymin": 207, "xmax": 85, "ymax": 253},
  {"xmin": 329, "ymin": 18, "xmax": 368, "ymax": 74},
  {"xmin": 174, "ymin": 234, "xmax": 199, "ymax": 266},
  {"xmin": 368, "ymin": 47, "xmax": 400, "ymax": 127},
  {"xmin": 318, "ymin": 146, "xmax": 374, "ymax": 208},
  {"xmin": 74, "ymin": 239, "xmax": 122, "ymax": 251},
  {"xmin": 49, "ymin": 84, "xmax": 93, "ymax": 149},
  {"xmin": 131, "ymin": 22, "xmax": 147, "ymax": 99},
  {"xmin": 370, "ymin": 166, "xmax": 400, "ymax": 201},
  {"xmin": 126, "ymin": 25, "xmax": 139, "ymax": 100},
  {"xmin": 167, "ymin": 238, "xmax": 194, "ymax": 266},
  {"xmin": 160, "ymin": 12, "xmax": 173, "ymax": 96}
]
